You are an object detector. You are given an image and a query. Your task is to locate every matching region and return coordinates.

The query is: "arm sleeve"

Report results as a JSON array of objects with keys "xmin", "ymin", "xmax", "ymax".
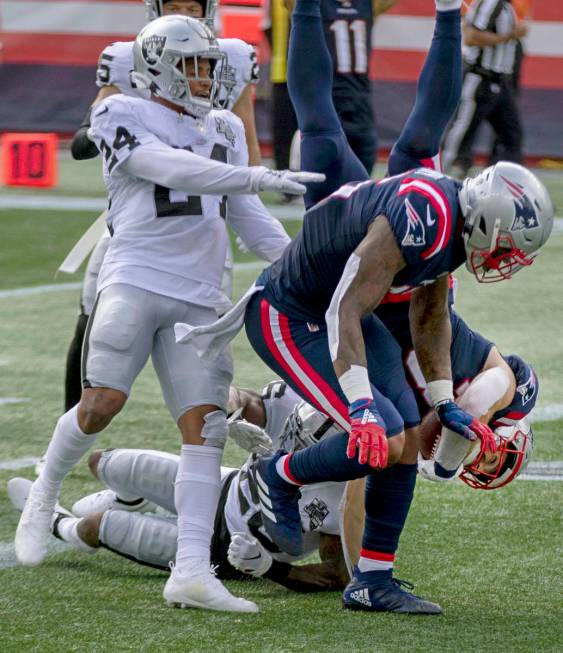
[
  {"xmin": 71, "ymin": 106, "xmax": 100, "ymax": 160},
  {"xmin": 228, "ymin": 194, "xmax": 291, "ymax": 262}
]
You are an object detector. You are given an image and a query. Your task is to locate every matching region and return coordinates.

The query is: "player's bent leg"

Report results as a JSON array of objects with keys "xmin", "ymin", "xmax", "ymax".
[
  {"xmin": 388, "ymin": 3, "xmax": 462, "ymax": 175},
  {"xmin": 74, "ymin": 448, "xmax": 179, "ymax": 517},
  {"xmin": 78, "ymin": 387, "xmax": 127, "ymax": 433}
]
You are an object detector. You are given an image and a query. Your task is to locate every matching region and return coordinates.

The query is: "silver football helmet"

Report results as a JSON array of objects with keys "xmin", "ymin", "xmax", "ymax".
[
  {"xmin": 460, "ymin": 418, "xmax": 534, "ymax": 490},
  {"xmin": 144, "ymin": 0, "xmax": 218, "ymax": 28},
  {"xmin": 459, "ymin": 162, "xmax": 554, "ymax": 282},
  {"xmin": 132, "ymin": 15, "xmax": 225, "ymax": 118},
  {"xmin": 279, "ymin": 401, "xmax": 340, "ymax": 453}
]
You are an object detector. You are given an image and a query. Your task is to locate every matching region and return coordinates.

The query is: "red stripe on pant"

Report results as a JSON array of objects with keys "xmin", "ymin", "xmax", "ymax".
[
  {"xmin": 259, "ymin": 298, "xmax": 350, "ymax": 432},
  {"xmin": 360, "ymin": 549, "xmax": 396, "ymax": 562}
]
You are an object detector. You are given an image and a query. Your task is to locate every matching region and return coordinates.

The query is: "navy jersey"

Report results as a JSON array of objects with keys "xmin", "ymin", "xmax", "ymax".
[
  {"xmin": 322, "ymin": 0, "xmax": 373, "ymax": 97},
  {"xmin": 262, "ymin": 168, "xmax": 465, "ymax": 322},
  {"xmin": 386, "ymin": 309, "xmax": 538, "ymax": 427}
]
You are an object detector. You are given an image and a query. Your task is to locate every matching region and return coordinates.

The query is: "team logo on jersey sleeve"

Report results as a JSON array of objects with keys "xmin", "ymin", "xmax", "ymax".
[
  {"xmin": 215, "ymin": 116, "xmax": 236, "ymax": 146},
  {"xmin": 142, "ymin": 35, "xmax": 166, "ymax": 65},
  {"xmin": 502, "ymin": 176, "xmax": 539, "ymax": 230},
  {"xmin": 401, "ymin": 197, "xmax": 426, "ymax": 247},
  {"xmin": 516, "ymin": 372, "xmax": 536, "ymax": 406}
]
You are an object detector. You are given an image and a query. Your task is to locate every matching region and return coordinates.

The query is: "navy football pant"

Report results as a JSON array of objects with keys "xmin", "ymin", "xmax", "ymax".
[
  {"xmin": 245, "ymin": 293, "xmax": 420, "ymax": 436},
  {"xmin": 288, "ymin": 0, "xmax": 462, "ymax": 208}
]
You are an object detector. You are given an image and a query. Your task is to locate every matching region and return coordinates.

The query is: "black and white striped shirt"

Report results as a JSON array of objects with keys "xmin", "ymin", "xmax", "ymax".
[{"xmin": 464, "ymin": 0, "xmax": 518, "ymax": 75}]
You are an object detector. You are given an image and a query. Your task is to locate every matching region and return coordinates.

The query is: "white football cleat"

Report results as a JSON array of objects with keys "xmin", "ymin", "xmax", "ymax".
[
  {"xmin": 163, "ymin": 567, "xmax": 259, "ymax": 613},
  {"xmin": 14, "ymin": 480, "xmax": 55, "ymax": 566},
  {"xmin": 72, "ymin": 490, "xmax": 158, "ymax": 517}
]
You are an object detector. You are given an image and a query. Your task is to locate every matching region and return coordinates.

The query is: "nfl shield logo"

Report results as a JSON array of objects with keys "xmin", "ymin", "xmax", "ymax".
[{"xmin": 142, "ymin": 35, "xmax": 167, "ymax": 65}]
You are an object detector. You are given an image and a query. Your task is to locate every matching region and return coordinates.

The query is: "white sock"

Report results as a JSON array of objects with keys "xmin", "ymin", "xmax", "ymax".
[
  {"xmin": 174, "ymin": 444, "xmax": 222, "ymax": 575},
  {"xmin": 436, "ymin": 0, "xmax": 463, "ymax": 11},
  {"xmin": 35, "ymin": 405, "xmax": 99, "ymax": 503},
  {"xmin": 54, "ymin": 516, "xmax": 97, "ymax": 553}
]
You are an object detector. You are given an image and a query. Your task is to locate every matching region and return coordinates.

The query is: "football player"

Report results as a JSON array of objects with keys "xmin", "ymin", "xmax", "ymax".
[
  {"xmin": 9, "ymin": 382, "xmax": 350, "ymax": 593},
  {"xmin": 175, "ymin": 0, "xmax": 553, "ymax": 613},
  {"xmin": 61, "ymin": 0, "xmax": 262, "ymax": 415},
  {"xmin": 15, "ymin": 15, "xmax": 323, "ymax": 614}
]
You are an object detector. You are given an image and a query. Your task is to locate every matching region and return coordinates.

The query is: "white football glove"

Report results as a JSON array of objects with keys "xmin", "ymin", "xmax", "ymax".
[
  {"xmin": 227, "ymin": 409, "xmax": 274, "ymax": 455},
  {"xmin": 227, "ymin": 532, "xmax": 273, "ymax": 577},
  {"xmin": 418, "ymin": 455, "xmax": 462, "ymax": 483},
  {"xmin": 257, "ymin": 170, "xmax": 325, "ymax": 195}
]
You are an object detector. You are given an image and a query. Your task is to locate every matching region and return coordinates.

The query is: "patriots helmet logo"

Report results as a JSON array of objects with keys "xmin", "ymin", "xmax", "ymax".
[
  {"xmin": 516, "ymin": 372, "xmax": 536, "ymax": 406},
  {"xmin": 402, "ymin": 197, "xmax": 426, "ymax": 247},
  {"xmin": 502, "ymin": 175, "xmax": 539, "ymax": 231},
  {"xmin": 142, "ymin": 35, "xmax": 167, "ymax": 66}
]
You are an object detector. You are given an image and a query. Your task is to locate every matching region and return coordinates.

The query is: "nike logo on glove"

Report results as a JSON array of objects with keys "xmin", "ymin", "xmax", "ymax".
[{"xmin": 426, "ymin": 206, "xmax": 436, "ymax": 226}]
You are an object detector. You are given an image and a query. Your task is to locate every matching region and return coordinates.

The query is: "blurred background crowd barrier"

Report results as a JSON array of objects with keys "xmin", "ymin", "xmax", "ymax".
[{"xmin": 0, "ymin": 0, "xmax": 561, "ymax": 163}]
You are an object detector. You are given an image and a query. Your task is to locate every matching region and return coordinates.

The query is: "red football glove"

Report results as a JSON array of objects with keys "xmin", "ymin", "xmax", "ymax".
[
  {"xmin": 436, "ymin": 401, "xmax": 497, "ymax": 454},
  {"xmin": 348, "ymin": 398, "xmax": 388, "ymax": 469}
]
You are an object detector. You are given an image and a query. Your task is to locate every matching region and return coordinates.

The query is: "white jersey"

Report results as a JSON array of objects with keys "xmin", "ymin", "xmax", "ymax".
[
  {"xmin": 95, "ymin": 38, "xmax": 258, "ymax": 110},
  {"xmin": 89, "ymin": 94, "xmax": 289, "ymax": 308}
]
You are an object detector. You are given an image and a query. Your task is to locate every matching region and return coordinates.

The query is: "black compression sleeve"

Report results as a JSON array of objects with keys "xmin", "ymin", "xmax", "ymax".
[{"xmin": 70, "ymin": 106, "xmax": 99, "ymax": 160}]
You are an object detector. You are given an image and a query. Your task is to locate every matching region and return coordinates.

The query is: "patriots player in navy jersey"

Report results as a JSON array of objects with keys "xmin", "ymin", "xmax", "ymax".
[{"xmin": 238, "ymin": 0, "xmax": 553, "ymax": 614}]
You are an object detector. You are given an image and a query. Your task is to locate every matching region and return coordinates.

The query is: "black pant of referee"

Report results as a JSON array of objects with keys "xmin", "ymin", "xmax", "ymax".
[{"xmin": 443, "ymin": 66, "xmax": 523, "ymax": 176}]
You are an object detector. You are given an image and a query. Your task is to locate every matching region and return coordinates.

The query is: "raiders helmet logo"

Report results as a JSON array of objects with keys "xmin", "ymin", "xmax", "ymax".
[
  {"xmin": 502, "ymin": 175, "xmax": 540, "ymax": 231},
  {"xmin": 142, "ymin": 35, "xmax": 167, "ymax": 66},
  {"xmin": 516, "ymin": 372, "xmax": 536, "ymax": 406},
  {"xmin": 402, "ymin": 197, "xmax": 426, "ymax": 247}
]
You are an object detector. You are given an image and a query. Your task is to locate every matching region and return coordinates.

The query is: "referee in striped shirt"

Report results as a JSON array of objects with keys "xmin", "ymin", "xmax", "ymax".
[{"xmin": 443, "ymin": 0, "xmax": 527, "ymax": 176}]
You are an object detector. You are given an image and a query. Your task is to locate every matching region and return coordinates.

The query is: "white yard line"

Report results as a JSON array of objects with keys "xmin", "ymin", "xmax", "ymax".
[
  {"xmin": 0, "ymin": 194, "xmax": 306, "ymax": 222},
  {"xmin": 0, "ymin": 457, "xmax": 39, "ymax": 471},
  {"xmin": 0, "ymin": 398, "xmax": 30, "ymax": 406},
  {"xmin": 0, "ymin": 262, "xmax": 265, "ymax": 300}
]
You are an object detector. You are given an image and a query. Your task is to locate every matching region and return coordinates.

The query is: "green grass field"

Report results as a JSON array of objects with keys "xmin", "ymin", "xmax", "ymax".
[{"xmin": 0, "ymin": 161, "xmax": 562, "ymax": 652}]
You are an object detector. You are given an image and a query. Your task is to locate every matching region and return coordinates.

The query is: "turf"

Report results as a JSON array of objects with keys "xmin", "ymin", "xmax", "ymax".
[{"xmin": 0, "ymin": 167, "xmax": 562, "ymax": 652}]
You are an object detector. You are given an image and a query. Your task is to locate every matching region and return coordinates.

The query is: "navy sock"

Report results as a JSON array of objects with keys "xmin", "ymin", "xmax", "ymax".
[
  {"xmin": 287, "ymin": 432, "xmax": 373, "ymax": 484},
  {"xmin": 389, "ymin": 9, "xmax": 462, "ymax": 172},
  {"xmin": 361, "ymin": 463, "xmax": 417, "ymax": 555}
]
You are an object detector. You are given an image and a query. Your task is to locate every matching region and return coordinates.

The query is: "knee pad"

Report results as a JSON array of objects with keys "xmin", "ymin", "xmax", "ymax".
[
  {"xmin": 202, "ymin": 410, "xmax": 229, "ymax": 449},
  {"xmin": 90, "ymin": 297, "xmax": 141, "ymax": 352}
]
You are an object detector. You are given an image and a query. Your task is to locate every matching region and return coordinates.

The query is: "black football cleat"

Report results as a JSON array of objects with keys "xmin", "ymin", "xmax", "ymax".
[{"xmin": 343, "ymin": 568, "xmax": 443, "ymax": 614}]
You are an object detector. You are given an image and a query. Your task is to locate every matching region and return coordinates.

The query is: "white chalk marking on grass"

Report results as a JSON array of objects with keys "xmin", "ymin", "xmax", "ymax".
[
  {"xmin": 0, "ymin": 398, "xmax": 30, "ymax": 406},
  {"xmin": 530, "ymin": 404, "xmax": 563, "ymax": 422},
  {"xmin": 0, "ymin": 282, "xmax": 82, "ymax": 299},
  {"xmin": 0, "ymin": 540, "xmax": 70, "ymax": 570},
  {"xmin": 519, "ymin": 461, "xmax": 563, "ymax": 481},
  {"xmin": 0, "ymin": 457, "xmax": 39, "ymax": 471},
  {"xmin": 0, "ymin": 262, "xmax": 265, "ymax": 300}
]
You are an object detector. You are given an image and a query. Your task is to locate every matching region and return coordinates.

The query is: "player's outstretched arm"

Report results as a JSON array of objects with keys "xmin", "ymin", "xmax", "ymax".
[
  {"xmin": 410, "ymin": 280, "xmax": 496, "ymax": 450},
  {"xmin": 326, "ymin": 216, "xmax": 406, "ymax": 468}
]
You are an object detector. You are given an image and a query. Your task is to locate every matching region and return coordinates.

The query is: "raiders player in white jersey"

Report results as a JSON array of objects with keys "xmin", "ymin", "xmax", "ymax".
[
  {"xmin": 15, "ymin": 16, "xmax": 323, "ymax": 614},
  {"xmin": 9, "ymin": 381, "xmax": 349, "ymax": 592},
  {"xmin": 61, "ymin": 0, "xmax": 261, "ymax": 414}
]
